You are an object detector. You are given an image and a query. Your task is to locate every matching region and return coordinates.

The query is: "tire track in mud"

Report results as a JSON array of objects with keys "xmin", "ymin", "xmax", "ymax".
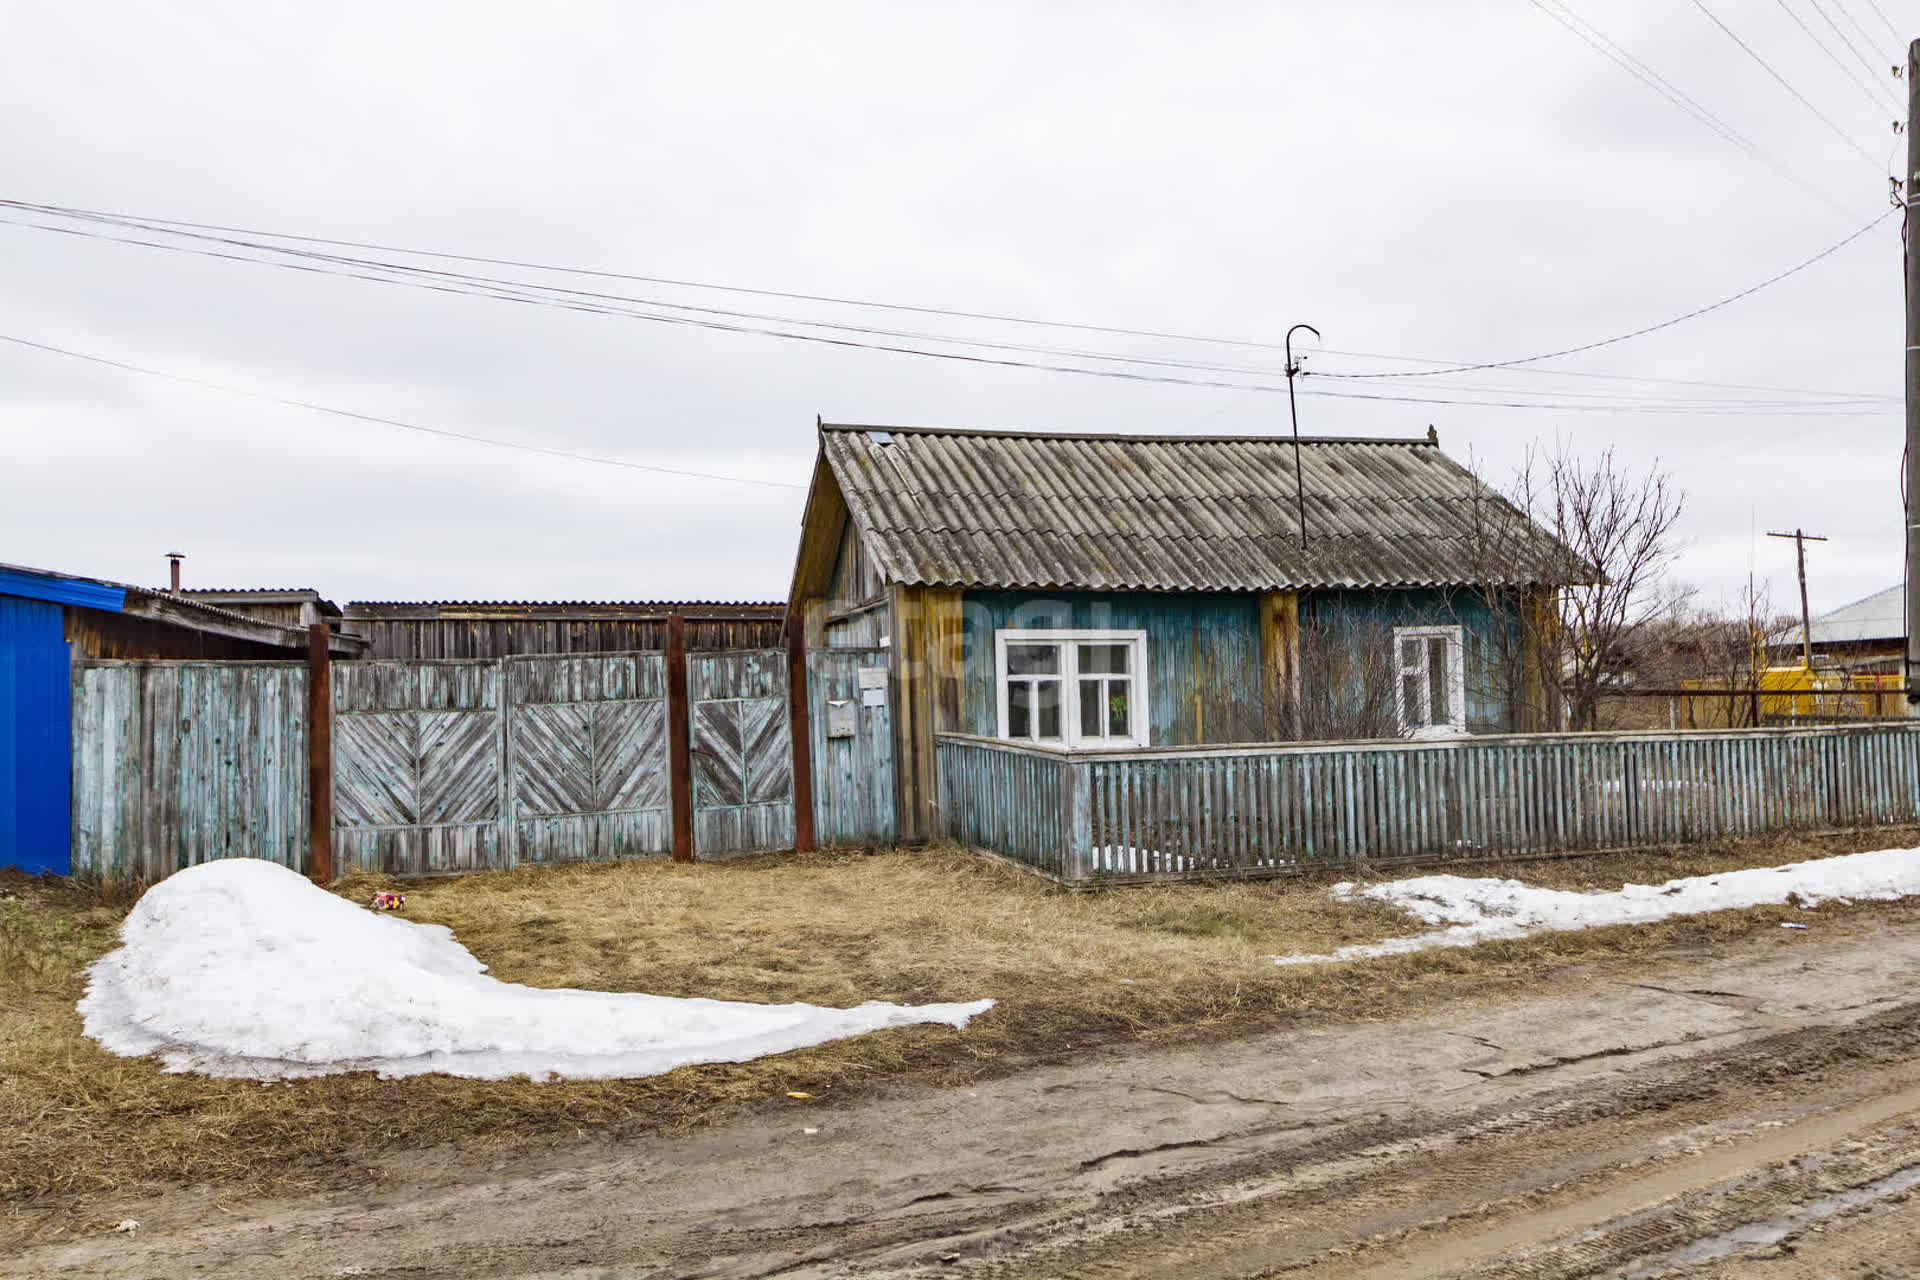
[{"xmin": 833, "ymin": 1002, "xmax": 1920, "ymax": 1279}]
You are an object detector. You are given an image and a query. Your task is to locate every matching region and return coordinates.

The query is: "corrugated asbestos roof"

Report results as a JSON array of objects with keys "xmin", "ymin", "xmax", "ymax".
[
  {"xmin": 820, "ymin": 424, "xmax": 1579, "ymax": 592},
  {"xmin": 1788, "ymin": 583, "xmax": 1905, "ymax": 647}
]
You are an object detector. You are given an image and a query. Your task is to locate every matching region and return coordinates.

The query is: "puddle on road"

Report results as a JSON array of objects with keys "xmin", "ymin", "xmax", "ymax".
[{"xmin": 1623, "ymin": 1160, "xmax": 1920, "ymax": 1276}]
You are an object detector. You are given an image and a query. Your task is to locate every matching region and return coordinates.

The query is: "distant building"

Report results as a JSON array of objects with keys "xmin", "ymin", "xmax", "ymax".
[{"xmin": 1778, "ymin": 584, "xmax": 1904, "ymax": 674}]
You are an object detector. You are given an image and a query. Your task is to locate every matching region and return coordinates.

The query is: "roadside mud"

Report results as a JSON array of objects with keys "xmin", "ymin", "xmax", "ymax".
[{"xmin": 15, "ymin": 920, "xmax": 1920, "ymax": 1279}]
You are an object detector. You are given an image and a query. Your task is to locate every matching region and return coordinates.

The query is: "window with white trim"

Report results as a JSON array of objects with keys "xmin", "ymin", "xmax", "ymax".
[
  {"xmin": 995, "ymin": 629, "xmax": 1148, "ymax": 748},
  {"xmin": 1394, "ymin": 625, "xmax": 1466, "ymax": 734}
]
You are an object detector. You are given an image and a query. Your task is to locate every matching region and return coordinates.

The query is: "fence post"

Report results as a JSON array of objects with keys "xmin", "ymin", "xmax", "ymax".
[
  {"xmin": 1061, "ymin": 755, "xmax": 1091, "ymax": 883},
  {"xmin": 306, "ymin": 623, "xmax": 334, "ymax": 884},
  {"xmin": 786, "ymin": 619, "xmax": 816, "ymax": 853},
  {"xmin": 666, "ymin": 612, "xmax": 695, "ymax": 862}
]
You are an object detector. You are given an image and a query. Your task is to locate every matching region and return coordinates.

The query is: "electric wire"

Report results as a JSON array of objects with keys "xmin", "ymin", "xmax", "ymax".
[
  {"xmin": 0, "ymin": 199, "xmax": 1900, "ymax": 408},
  {"xmin": 1310, "ymin": 206, "xmax": 1897, "ymax": 379},
  {"xmin": 1806, "ymin": 0, "xmax": 1902, "ymax": 97},
  {"xmin": 0, "ymin": 195, "xmax": 1893, "ymax": 402},
  {"xmin": 0, "ymin": 333, "xmax": 806, "ymax": 489},
  {"xmin": 1773, "ymin": 0, "xmax": 1902, "ymax": 113},
  {"xmin": 17, "ymin": 209, "xmax": 1887, "ymax": 409},
  {"xmin": 1529, "ymin": 0, "xmax": 1863, "ymax": 220},
  {"xmin": 1689, "ymin": 0, "xmax": 1887, "ymax": 170},
  {"xmin": 1857, "ymin": 0, "xmax": 1903, "ymax": 42}
]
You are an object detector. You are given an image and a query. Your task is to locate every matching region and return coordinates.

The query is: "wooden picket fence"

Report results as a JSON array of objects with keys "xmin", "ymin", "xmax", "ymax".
[{"xmin": 935, "ymin": 722, "xmax": 1920, "ymax": 885}]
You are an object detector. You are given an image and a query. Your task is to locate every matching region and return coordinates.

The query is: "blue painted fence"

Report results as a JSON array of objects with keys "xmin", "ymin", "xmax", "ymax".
[{"xmin": 935, "ymin": 722, "xmax": 1920, "ymax": 885}]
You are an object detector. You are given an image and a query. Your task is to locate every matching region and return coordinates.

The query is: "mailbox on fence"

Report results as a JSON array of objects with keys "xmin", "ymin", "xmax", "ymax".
[{"xmin": 825, "ymin": 699, "xmax": 856, "ymax": 738}]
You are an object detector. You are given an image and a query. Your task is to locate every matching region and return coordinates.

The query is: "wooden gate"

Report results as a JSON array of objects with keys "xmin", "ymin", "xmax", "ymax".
[
  {"xmin": 806, "ymin": 648, "xmax": 896, "ymax": 846},
  {"xmin": 509, "ymin": 653, "xmax": 670, "ymax": 863},
  {"xmin": 689, "ymin": 650, "xmax": 793, "ymax": 854},
  {"xmin": 332, "ymin": 661, "xmax": 503, "ymax": 874}
]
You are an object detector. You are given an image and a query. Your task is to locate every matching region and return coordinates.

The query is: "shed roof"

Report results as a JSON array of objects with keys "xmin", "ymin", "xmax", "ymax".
[
  {"xmin": 809, "ymin": 423, "xmax": 1578, "ymax": 593},
  {"xmin": 0, "ymin": 562, "xmax": 364, "ymax": 655},
  {"xmin": 1787, "ymin": 583, "xmax": 1905, "ymax": 648}
]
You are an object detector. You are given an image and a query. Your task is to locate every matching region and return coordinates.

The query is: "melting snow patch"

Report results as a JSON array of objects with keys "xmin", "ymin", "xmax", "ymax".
[
  {"xmin": 79, "ymin": 859, "xmax": 992, "ymax": 1081},
  {"xmin": 1271, "ymin": 846, "xmax": 1920, "ymax": 966}
]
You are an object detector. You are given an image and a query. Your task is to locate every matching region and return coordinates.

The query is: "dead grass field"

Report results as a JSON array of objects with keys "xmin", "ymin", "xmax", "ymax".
[{"xmin": 7, "ymin": 827, "xmax": 1920, "ymax": 1243}]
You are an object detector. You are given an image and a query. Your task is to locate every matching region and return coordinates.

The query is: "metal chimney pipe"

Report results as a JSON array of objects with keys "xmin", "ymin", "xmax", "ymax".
[{"xmin": 166, "ymin": 552, "xmax": 184, "ymax": 593}]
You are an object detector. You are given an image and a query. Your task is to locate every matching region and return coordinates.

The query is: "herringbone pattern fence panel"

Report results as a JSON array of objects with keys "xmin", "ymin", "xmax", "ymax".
[
  {"xmin": 333, "ymin": 662, "xmax": 502, "ymax": 874},
  {"xmin": 508, "ymin": 654, "xmax": 671, "ymax": 861},
  {"xmin": 690, "ymin": 651, "xmax": 793, "ymax": 855}
]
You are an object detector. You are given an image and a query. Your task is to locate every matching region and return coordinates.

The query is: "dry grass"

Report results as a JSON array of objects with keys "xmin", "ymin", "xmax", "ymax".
[{"xmin": 6, "ymin": 827, "xmax": 1920, "ymax": 1241}]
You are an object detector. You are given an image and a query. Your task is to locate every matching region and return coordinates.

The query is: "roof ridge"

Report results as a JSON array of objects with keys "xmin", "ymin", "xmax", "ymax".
[{"xmin": 821, "ymin": 422, "xmax": 1434, "ymax": 447}]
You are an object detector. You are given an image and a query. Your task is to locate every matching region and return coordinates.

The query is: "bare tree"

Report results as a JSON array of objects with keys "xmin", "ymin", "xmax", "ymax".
[
  {"xmin": 1530, "ymin": 445, "xmax": 1687, "ymax": 730},
  {"xmin": 1458, "ymin": 442, "xmax": 1686, "ymax": 733},
  {"xmin": 1295, "ymin": 615, "xmax": 1401, "ymax": 740}
]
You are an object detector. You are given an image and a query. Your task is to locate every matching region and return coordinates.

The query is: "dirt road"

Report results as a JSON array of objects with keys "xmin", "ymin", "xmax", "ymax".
[{"xmin": 19, "ymin": 921, "xmax": 1920, "ymax": 1279}]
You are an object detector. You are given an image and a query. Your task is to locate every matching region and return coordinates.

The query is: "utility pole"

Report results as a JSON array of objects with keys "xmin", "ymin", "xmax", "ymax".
[
  {"xmin": 1906, "ymin": 38, "xmax": 1920, "ymax": 701},
  {"xmin": 1284, "ymin": 323, "xmax": 1319, "ymax": 550},
  {"xmin": 1767, "ymin": 528, "xmax": 1828, "ymax": 669}
]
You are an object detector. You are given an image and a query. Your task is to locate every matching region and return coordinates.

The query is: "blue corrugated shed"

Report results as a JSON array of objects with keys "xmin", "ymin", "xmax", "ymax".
[{"xmin": 0, "ymin": 594, "xmax": 73, "ymax": 875}]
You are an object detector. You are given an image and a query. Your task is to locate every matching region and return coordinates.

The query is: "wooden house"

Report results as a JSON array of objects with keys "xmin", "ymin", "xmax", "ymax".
[{"xmin": 787, "ymin": 423, "xmax": 1577, "ymax": 841}]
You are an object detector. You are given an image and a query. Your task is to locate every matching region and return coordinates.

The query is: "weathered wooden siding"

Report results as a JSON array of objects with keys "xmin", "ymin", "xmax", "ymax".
[
  {"xmin": 343, "ymin": 611, "xmax": 783, "ymax": 660},
  {"xmin": 72, "ymin": 661, "xmax": 308, "ymax": 878},
  {"xmin": 508, "ymin": 652, "xmax": 671, "ymax": 864},
  {"xmin": 960, "ymin": 591, "xmax": 1266, "ymax": 746},
  {"xmin": 806, "ymin": 648, "xmax": 896, "ymax": 846},
  {"xmin": 936, "ymin": 722, "xmax": 1920, "ymax": 885},
  {"xmin": 332, "ymin": 660, "xmax": 503, "ymax": 875},
  {"xmin": 689, "ymin": 650, "xmax": 793, "ymax": 855},
  {"xmin": 1299, "ymin": 588, "xmax": 1512, "ymax": 733}
]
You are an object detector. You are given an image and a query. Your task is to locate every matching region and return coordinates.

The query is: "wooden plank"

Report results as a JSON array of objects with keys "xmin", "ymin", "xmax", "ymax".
[{"xmin": 666, "ymin": 614, "xmax": 694, "ymax": 862}]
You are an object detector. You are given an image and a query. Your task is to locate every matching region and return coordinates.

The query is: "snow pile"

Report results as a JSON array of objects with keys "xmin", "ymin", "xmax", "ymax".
[
  {"xmin": 79, "ymin": 859, "xmax": 992, "ymax": 1081},
  {"xmin": 1272, "ymin": 846, "xmax": 1920, "ymax": 966}
]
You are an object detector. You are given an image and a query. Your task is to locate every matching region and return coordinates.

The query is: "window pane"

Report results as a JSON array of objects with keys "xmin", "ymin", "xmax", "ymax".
[
  {"xmin": 1079, "ymin": 643, "xmax": 1129, "ymax": 675},
  {"xmin": 1428, "ymin": 637, "xmax": 1450, "ymax": 724},
  {"xmin": 1008, "ymin": 681, "xmax": 1031, "ymax": 738},
  {"xmin": 1007, "ymin": 643, "xmax": 1059, "ymax": 675},
  {"xmin": 1036, "ymin": 679, "xmax": 1062, "ymax": 739},
  {"xmin": 1401, "ymin": 637, "xmax": 1422, "ymax": 670},
  {"xmin": 1108, "ymin": 683, "xmax": 1130, "ymax": 738},
  {"xmin": 1402, "ymin": 674, "xmax": 1425, "ymax": 726},
  {"xmin": 1079, "ymin": 679, "xmax": 1102, "ymax": 738}
]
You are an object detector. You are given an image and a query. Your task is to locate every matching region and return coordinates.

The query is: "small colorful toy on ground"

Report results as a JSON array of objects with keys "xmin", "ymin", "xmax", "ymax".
[{"xmin": 368, "ymin": 891, "xmax": 405, "ymax": 911}]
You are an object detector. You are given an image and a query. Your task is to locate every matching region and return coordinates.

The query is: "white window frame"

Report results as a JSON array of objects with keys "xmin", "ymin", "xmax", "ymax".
[
  {"xmin": 994, "ymin": 629, "xmax": 1149, "ymax": 749},
  {"xmin": 1393, "ymin": 624, "xmax": 1467, "ymax": 735}
]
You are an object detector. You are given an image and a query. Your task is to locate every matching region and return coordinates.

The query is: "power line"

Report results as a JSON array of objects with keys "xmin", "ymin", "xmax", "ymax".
[
  {"xmin": 1773, "ymin": 0, "xmax": 1902, "ymax": 114},
  {"xmin": 1313, "ymin": 206, "xmax": 1897, "ymax": 379},
  {"xmin": 1805, "ymin": 0, "xmax": 1901, "ymax": 97},
  {"xmin": 1689, "ymin": 0, "xmax": 1886, "ymax": 170},
  {"xmin": 0, "ymin": 333, "xmax": 806, "ymax": 488},
  {"xmin": 1, "ymin": 197, "xmax": 1901, "ymax": 409},
  {"xmin": 1530, "ymin": 0, "xmax": 1861, "ymax": 220},
  {"xmin": 1855, "ymin": 0, "xmax": 1903, "ymax": 43}
]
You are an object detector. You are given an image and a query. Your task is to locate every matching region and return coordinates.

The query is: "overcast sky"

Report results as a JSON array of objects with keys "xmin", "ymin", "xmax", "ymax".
[{"xmin": 1, "ymin": 2, "xmax": 1911, "ymax": 618}]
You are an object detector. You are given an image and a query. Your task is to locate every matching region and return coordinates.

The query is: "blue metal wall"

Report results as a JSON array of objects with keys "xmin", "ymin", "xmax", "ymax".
[{"xmin": 0, "ymin": 594, "xmax": 71, "ymax": 874}]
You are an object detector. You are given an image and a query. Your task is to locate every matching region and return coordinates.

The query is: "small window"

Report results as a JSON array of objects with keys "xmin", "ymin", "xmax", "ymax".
[
  {"xmin": 1394, "ymin": 625, "xmax": 1466, "ymax": 735},
  {"xmin": 996, "ymin": 629, "xmax": 1147, "ymax": 748}
]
